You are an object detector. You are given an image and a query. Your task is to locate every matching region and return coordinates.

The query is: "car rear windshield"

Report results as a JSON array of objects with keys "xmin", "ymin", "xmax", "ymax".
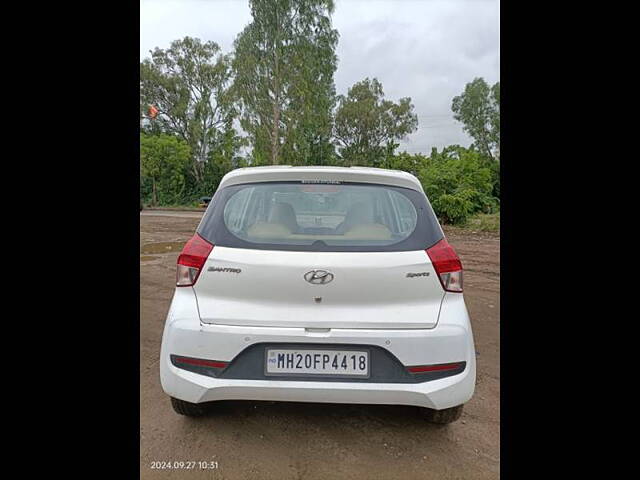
[{"xmin": 197, "ymin": 181, "xmax": 443, "ymax": 252}]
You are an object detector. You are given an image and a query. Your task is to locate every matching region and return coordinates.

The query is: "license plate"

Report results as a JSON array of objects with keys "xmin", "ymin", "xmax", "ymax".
[{"xmin": 265, "ymin": 349, "xmax": 370, "ymax": 377}]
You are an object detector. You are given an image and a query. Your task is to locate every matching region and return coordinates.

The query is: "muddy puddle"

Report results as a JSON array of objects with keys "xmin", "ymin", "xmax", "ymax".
[{"xmin": 140, "ymin": 241, "xmax": 185, "ymax": 255}]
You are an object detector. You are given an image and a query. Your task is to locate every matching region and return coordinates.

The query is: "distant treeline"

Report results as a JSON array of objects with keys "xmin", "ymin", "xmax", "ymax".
[{"xmin": 140, "ymin": 1, "xmax": 499, "ymax": 225}]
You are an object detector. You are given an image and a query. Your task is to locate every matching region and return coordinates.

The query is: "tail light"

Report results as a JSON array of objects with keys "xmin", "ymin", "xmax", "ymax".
[
  {"xmin": 176, "ymin": 234, "xmax": 213, "ymax": 287},
  {"xmin": 426, "ymin": 238, "xmax": 463, "ymax": 292},
  {"xmin": 406, "ymin": 361, "xmax": 466, "ymax": 373}
]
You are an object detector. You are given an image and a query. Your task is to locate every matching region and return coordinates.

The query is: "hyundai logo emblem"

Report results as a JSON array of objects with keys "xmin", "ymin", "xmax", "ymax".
[{"xmin": 304, "ymin": 270, "xmax": 334, "ymax": 285}]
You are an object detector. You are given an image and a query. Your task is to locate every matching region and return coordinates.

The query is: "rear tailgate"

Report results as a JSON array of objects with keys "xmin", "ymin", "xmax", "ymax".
[{"xmin": 193, "ymin": 247, "xmax": 444, "ymax": 329}]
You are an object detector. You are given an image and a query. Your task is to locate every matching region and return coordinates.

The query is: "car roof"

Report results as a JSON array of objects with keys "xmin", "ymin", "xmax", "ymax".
[{"xmin": 218, "ymin": 166, "xmax": 424, "ymax": 193}]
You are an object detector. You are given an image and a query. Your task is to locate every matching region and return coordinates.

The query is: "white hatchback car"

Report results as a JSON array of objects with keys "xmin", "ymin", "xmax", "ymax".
[{"xmin": 160, "ymin": 166, "xmax": 476, "ymax": 424}]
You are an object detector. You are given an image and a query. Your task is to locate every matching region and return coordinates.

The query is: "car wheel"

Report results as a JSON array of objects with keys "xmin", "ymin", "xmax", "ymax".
[
  {"xmin": 421, "ymin": 404, "xmax": 464, "ymax": 424},
  {"xmin": 170, "ymin": 397, "xmax": 208, "ymax": 417}
]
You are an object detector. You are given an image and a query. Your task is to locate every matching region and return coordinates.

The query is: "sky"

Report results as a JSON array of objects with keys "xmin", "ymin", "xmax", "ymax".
[{"xmin": 140, "ymin": 0, "xmax": 500, "ymax": 155}]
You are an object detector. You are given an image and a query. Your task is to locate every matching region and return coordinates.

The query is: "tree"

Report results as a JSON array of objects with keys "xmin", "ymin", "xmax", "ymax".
[
  {"xmin": 140, "ymin": 134, "xmax": 191, "ymax": 206},
  {"xmin": 140, "ymin": 37, "xmax": 235, "ymax": 182},
  {"xmin": 333, "ymin": 78, "xmax": 418, "ymax": 167},
  {"xmin": 232, "ymin": 0, "xmax": 339, "ymax": 165},
  {"xmin": 451, "ymin": 78, "xmax": 500, "ymax": 161},
  {"xmin": 190, "ymin": 125, "xmax": 249, "ymax": 199}
]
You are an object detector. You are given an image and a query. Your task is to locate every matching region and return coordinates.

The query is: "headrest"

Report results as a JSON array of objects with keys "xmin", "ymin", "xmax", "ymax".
[
  {"xmin": 334, "ymin": 201, "xmax": 375, "ymax": 234},
  {"xmin": 346, "ymin": 202, "xmax": 374, "ymax": 224},
  {"xmin": 268, "ymin": 202, "xmax": 299, "ymax": 233}
]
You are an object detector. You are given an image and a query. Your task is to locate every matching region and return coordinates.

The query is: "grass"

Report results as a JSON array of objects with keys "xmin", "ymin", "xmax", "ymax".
[
  {"xmin": 444, "ymin": 212, "xmax": 500, "ymax": 235},
  {"xmin": 465, "ymin": 212, "xmax": 500, "ymax": 232}
]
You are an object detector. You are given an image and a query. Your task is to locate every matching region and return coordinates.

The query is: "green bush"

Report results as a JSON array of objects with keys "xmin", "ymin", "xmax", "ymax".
[
  {"xmin": 417, "ymin": 146, "xmax": 497, "ymax": 225},
  {"xmin": 140, "ymin": 133, "xmax": 192, "ymax": 206},
  {"xmin": 466, "ymin": 212, "xmax": 500, "ymax": 232},
  {"xmin": 139, "ymin": 132, "xmax": 499, "ymax": 220},
  {"xmin": 431, "ymin": 191, "xmax": 474, "ymax": 225},
  {"xmin": 140, "ymin": 131, "xmax": 242, "ymax": 207}
]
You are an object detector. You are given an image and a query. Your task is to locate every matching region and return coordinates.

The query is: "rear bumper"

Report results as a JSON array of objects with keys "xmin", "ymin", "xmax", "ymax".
[
  {"xmin": 161, "ymin": 361, "xmax": 474, "ymax": 409},
  {"xmin": 159, "ymin": 289, "xmax": 476, "ymax": 410}
]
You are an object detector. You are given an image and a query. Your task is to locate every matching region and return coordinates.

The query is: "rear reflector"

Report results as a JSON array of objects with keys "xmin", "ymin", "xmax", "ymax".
[
  {"xmin": 407, "ymin": 362, "xmax": 465, "ymax": 373},
  {"xmin": 426, "ymin": 238, "xmax": 463, "ymax": 292},
  {"xmin": 176, "ymin": 234, "xmax": 213, "ymax": 287},
  {"xmin": 172, "ymin": 355, "xmax": 228, "ymax": 369}
]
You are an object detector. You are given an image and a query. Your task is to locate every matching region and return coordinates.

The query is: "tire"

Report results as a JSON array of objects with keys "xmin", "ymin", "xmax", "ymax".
[
  {"xmin": 170, "ymin": 397, "xmax": 208, "ymax": 417},
  {"xmin": 422, "ymin": 404, "xmax": 464, "ymax": 424}
]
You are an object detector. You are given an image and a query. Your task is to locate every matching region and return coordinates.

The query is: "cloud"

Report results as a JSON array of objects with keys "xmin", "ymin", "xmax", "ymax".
[{"xmin": 140, "ymin": 0, "xmax": 500, "ymax": 154}]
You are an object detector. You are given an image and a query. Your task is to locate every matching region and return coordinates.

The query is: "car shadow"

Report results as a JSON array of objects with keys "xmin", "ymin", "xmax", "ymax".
[{"xmin": 190, "ymin": 400, "xmax": 450, "ymax": 432}]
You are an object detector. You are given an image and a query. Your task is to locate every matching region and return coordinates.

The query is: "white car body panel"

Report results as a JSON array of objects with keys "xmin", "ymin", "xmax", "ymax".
[
  {"xmin": 160, "ymin": 167, "xmax": 476, "ymax": 411},
  {"xmin": 160, "ymin": 289, "xmax": 475, "ymax": 409},
  {"xmin": 194, "ymin": 247, "xmax": 444, "ymax": 329},
  {"xmin": 215, "ymin": 166, "xmax": 425, "ymax": 193}
]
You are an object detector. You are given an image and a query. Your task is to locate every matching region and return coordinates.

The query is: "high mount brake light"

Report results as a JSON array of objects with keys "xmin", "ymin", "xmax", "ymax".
[
  {"xmin": 426, "ymin": 238, "xmax": 463, "ymax": 292},
  {"xmin": 176, "ymin": 234, "xmax": 213, "ymax": 287}
]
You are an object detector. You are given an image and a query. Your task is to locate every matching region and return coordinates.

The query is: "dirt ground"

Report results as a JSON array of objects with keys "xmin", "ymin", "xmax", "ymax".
[{"xmin": 140, "ymin": 211, "xmax": 500, "ymax": 480}]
